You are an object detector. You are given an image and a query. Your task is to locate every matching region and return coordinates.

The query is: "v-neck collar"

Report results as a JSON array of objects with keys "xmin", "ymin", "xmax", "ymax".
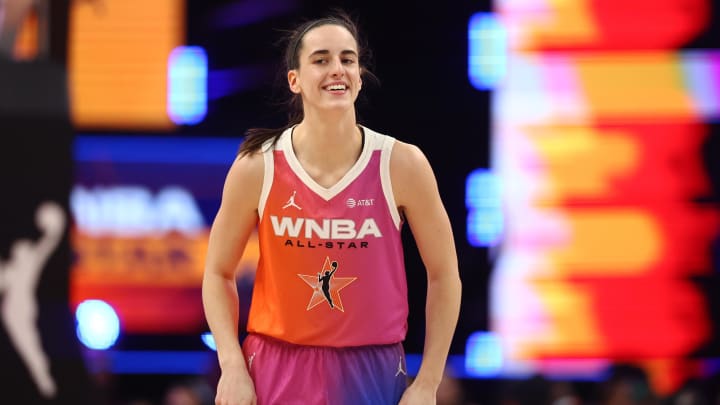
[{"xmin": 279, "ymin": 125, "xmax": 373, "ymax": 201}]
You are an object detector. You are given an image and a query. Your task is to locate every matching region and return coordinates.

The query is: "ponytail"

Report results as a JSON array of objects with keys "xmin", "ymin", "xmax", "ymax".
[{"xmin": 237, "ymin": 112, "xmax": 302, "ymax": 157}]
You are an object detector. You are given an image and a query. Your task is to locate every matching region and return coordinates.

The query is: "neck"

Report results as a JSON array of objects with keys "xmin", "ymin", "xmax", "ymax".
[
  {"xmin": 292, "ymin": 109, "xmax": 363, "ymax": 173},
  {"xmin": 297, "ymin": 107, "xmax": 358, "ymax": 142}
]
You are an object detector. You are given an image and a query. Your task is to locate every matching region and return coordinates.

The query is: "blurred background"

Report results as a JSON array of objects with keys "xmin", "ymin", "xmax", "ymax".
[{"xmin": 1, "ymin": 0, "xmax": 719, "ymax": 404}]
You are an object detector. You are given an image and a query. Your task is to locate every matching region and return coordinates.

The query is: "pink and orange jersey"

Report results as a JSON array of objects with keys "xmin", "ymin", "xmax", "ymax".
[{"xmin": 246, "ymin": 126, "xmax": 408, "ymax": 347}]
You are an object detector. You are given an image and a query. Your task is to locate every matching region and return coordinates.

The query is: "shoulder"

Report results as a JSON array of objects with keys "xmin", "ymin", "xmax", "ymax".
[
  {"xmin": 228, "ymin": 150, "xmax": 265, "ymax": 181},
  {"xmin": 388, "ymin": 140, "xmax": 437, "ymax": 208},
  {"xmin": 222, "ymin": 150, "xmax": 265, "ymax": 206},
  {"xmin": 389, "ymin": 140, "xmax": 428, "ymax": 169}
]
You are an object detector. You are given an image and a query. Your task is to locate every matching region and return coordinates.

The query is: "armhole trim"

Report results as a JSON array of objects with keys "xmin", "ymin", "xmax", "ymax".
[
  {"xmin": 380, "ymin": 136, "xmax": 402, "ymax": 230},
  {"xmin": 257, "ymin": 144, "xmax": 274, "ymax": 220}
]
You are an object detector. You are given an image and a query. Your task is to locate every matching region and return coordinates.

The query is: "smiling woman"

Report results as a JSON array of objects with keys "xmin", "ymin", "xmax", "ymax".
[
  {"xmin": 235, "ymin": 12, "xmax": 376, "ymax": 157},
  {"xmin": 202, "ymin": 10, "xmax": 462, "ymax": 405}
]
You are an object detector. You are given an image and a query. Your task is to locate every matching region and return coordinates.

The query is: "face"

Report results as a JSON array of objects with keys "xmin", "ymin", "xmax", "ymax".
[{"xmin": 288, "ymin": 24, "xmax": 363, "ymax": 113}]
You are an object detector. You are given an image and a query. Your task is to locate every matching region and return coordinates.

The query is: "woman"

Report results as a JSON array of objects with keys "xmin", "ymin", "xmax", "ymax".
[{"xmin": 202, "ymin": 11, "xmax": 461, "ymax": 405}]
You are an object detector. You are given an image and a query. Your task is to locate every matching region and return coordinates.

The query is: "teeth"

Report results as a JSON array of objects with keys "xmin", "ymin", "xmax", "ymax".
[{"xmin": 327, "ymin": 84, "xmax": 346, "ymax": 91}]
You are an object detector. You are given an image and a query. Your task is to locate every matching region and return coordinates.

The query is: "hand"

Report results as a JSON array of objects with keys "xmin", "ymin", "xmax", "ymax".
[
  {"xmin": 398, "ymin": 380, "xmax": 437, "ymax": 405},
  {"xmin": 214, "ymin": 366, "xmax": 256, "ymax": 405}
]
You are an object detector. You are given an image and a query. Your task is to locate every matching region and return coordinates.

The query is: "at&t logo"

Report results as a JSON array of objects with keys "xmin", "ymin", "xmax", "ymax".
[{"xmin": 346, "ymin": 198, "xmax": 375, "ymax": 208}]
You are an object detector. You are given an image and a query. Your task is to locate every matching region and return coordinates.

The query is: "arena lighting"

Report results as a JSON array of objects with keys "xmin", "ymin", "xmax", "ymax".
[
  {"xmin": 208, "ymin": 64, "xmax": 274, "ymax": 100},
  {"xmin": 208, "ymin": 0, "xmax": 299, "ymax": 29},
  {"xmin": 488, "ymin": 0, "xmax": 720, "ymax": 394},
  {"xmin": 66, "ymin": 0, "xmax": 185, "ymax": 129},
  {"xmin": 168, "ymin": 46, "xmax": 208, "ymax": 125},
  {"xmin": 75, "ymin": 300, "xmax": 120, "ymax": 350},
  {"xmin": 468, "ymin": 12, "xmax": 506, "ymax": 90},
  {"xmin": 466, "ymin": 169, "xmax": 503, "ymax": 247},
  {"xmin": 464, "ymin": 331, "xmax": 503, "ymax": 377},
  {"xmin": 107, "ymin": 351, "xmax": 215, "ymax": 374},
  {"xmin": 201, "ymin": 332, "xmax": 217, "ymax": 351},
  {"xmin": 681, "ymin": 51, "xmax": 720, "ymax": 120},
  {"xmin": 73, "ymin": 134, "xmax": 239, "ymax": 165}
]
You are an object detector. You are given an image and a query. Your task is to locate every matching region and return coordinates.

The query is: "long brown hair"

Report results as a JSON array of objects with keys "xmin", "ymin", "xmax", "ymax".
[{"xmin": 237, "ymin": 10, "xmax": 376, "ymax": 157}]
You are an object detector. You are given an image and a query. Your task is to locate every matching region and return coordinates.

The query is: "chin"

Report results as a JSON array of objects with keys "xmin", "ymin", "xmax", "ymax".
[{"xmin": 320, "ymin": 102, "xmax": 356, "ymax": 112}]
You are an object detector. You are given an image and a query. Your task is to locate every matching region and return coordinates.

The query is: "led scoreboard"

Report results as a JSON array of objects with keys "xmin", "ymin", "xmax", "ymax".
[{"xmin": 476, "ymin": 0, "xmax": 720, "ymax": 393}]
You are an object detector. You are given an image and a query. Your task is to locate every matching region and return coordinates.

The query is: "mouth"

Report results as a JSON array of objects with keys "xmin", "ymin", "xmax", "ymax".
[{"xmin": 323, "ymin": 83, "xmax": 348, "ymax": 93}]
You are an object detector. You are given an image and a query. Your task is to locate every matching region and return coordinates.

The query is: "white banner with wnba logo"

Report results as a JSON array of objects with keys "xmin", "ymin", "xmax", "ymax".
[{"xmin": 0, "ymin": 60, "xmax": 97, "ymax": 404}]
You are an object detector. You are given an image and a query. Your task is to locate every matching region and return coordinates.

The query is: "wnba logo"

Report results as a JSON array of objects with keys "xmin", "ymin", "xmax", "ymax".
[{"xmin": 270, "ymin": 216, "xmax": 382, "ymax": 239}]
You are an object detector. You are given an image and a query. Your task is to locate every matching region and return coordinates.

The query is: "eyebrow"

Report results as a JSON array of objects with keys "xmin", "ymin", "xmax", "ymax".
[{"xmin": 307, "ymin": 49, "xmax": 358, "ymax": 58}]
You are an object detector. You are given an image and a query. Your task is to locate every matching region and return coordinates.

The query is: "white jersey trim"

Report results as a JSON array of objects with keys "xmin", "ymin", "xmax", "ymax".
[
  {"xmin": 264, "ymin": 125, "xmax": 402, "ymax": 229},
  {"xmin": 257, "ymin": 138, "xmax": 275, "ymax": 219},
  {"xmin": 378, "ymin": 134, "xmax": 402, "ymax": 230},
  {"xmin": 277, "ymin": 125, "xmax": 375, "ymax": 201}
]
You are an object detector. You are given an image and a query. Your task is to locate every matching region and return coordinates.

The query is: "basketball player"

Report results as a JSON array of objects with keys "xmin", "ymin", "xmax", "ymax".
[{"xmin": 202, "ymin": 11, "xmax": 461, "ymax": 405}]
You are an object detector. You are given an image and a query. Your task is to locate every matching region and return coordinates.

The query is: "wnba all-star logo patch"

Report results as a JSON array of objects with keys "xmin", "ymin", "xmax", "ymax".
[{"xmin": 297, "ymin": 257, "xmax": 356, "ymax": 311}]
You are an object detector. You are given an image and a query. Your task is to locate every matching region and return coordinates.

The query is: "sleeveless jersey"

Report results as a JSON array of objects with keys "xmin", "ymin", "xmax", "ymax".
[{"xmin": 246, "ymin": 126, "xmax": 408, "ymax": 347}]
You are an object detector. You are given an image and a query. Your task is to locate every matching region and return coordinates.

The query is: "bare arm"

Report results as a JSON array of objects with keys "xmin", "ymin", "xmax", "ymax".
[
  {"xmin": 391, "ymin": 141, "xmax": 462, "ymax": 403},
  {"xmin": 202, "ymin": 151, "xmax": 264, "ymax": 405}
]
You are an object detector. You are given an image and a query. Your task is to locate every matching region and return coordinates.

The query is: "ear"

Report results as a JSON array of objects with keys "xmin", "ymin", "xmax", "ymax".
[{"xmin": 288, "ymin": 70, "xmax": 301, "ymax": 94}]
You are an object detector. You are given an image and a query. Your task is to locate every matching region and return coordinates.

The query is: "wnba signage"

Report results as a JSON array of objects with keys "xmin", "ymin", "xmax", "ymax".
[{"xmin": 0, "ymin": 61, "xmax": 97, "ymax": 403}]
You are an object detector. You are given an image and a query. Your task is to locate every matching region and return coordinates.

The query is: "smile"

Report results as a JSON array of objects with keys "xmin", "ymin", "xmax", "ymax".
[{"xmin": 324, "ymin": 84, "xmax": 347, "ymax": 91}]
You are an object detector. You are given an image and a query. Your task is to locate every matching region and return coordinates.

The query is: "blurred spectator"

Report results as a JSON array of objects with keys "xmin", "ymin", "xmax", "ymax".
[
  {"xmin": 125, "ymin": 400, "xmax": 155, "ymax": 405},
  {"xmin": 437, "ymin": 367, "xmax": 468, "ymax": 405},
  {"xmin": 550, "ymin": 381, "xmax": 582, "ymax": 405},
  {"xmin": 0, "ymin": 0, "xmax": 36, "ymax": 56},
  {"xmin": 163, "ymin": 385, "xmax": 200, "ymax": 405},
  {"xmin": 500, "ymin": 374, "xmax": 553, "ymax": 405},
  {"xmin": 665, "ymin": 378, "xmax": 713, "ymax": 405},
  {"xmin": 598, "ymin": 364, "xmax": 658, "ymax": 405},
  {"xmin": 162, "ymin": 378, "xmax": 213, "ymax": 405}
]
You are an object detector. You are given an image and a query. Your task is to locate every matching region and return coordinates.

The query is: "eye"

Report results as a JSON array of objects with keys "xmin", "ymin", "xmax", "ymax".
[
  {"xmin": 342, "ymin": 58, "xmax": 356, "ymax": 65},
  {"xmin": 313, "ymin": 58, "xmax": 328, "ymax": 64}
]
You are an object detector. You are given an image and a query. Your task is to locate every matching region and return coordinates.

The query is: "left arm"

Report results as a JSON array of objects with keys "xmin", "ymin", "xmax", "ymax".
[{"xmin": 391, "ymin": 141, "xmax": 462, "ymax": 404}]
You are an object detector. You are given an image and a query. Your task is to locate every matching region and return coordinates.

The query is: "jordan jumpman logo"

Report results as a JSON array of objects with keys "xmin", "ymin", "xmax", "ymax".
[
  {"xmin": 395, "ymin": 357, "xmax": 407, "ymax": 376},
  {"xmin": 282, "ymin": 190, "xmax": 302, "ymax": 210}
]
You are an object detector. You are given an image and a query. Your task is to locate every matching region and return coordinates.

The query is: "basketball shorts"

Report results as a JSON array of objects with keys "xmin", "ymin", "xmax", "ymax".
[{"xmin": 242, "ymin": 333, "xmax": 409, "ymax": 405}]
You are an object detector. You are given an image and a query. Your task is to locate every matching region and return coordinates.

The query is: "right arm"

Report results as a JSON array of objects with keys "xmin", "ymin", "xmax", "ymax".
[{"xmin": 202, "ymin": 151, "xmax": 264, "ymax": 405}]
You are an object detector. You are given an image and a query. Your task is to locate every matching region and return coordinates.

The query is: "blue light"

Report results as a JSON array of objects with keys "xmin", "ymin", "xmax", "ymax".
[
  {"xmin": 74, "ymin": 135, "xmax": 241, "ymax": 164},
  {"xmin": 76, "ymin": 300, "xmax": 120, "ymax": 350},
  {"xmin": 168, "ymin": 46, "xmax": 208, "ymax": 125},
  {"xmin": 465, "ymin": 331, "xmax": 503, "ymax": 377},
  {"xmin": 468, "ymin": 12, "xmax": 507, "ymax": 90},
  {"xmin": 108, "ymin": 351, "xmax": 215, "ymax": 374},
  {"xmin": 466, "ymin": 169, "xmax": 503, "ymax": 247},
  {"xmin": 201, "ymin": 332, "xmax": 217, "ymax": 351},
  {"xmin": 208, "ymin": 64, "xmax": 273, "ymax": 100},
  {"xmin": 681, "ymin": 51, "xmax": 720, "ymax": 120},
  {"xmin": 209, "ymin": 0, "xmax": 299, "ymax": 30}
]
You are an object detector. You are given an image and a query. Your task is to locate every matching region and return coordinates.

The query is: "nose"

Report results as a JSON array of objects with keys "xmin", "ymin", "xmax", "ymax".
[{"xmin": 329, "ymin": 57, "xmax": 344, "ymax": 77}]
